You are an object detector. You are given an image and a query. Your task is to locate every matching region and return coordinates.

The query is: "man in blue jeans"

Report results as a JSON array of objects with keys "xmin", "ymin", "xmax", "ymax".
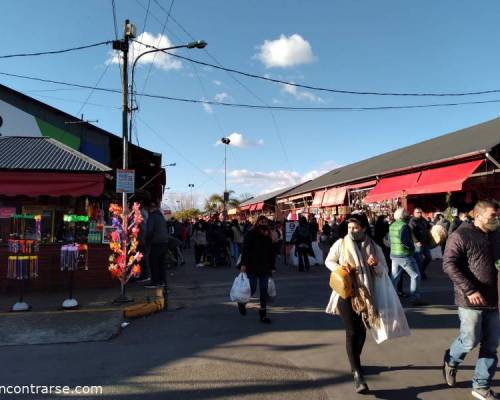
[
  {"xmin": 442, "ymin": 200, "xmax": 499, "ymax": 400},
  {"xmin": 389, "ymin": 208, "xmax": 426, "ymax": 306}
]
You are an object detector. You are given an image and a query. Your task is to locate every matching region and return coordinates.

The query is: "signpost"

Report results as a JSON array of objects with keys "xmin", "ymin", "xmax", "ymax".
[{"xmin": 116, "ymin": 169, "xmax": 135, "ymax": 194}]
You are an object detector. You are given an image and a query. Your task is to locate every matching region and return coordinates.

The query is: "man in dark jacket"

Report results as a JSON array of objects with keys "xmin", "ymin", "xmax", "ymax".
[
  {"xmin": 409, "ymin": 208, "xmax": 432, "ymax": 280},
  {"xmin": 442, "ymin": 200, "xmax": 499, "ymax": 400},
  {"xmin": 146, "ymin": 203, "xmax": 170, "ymax": 288}
]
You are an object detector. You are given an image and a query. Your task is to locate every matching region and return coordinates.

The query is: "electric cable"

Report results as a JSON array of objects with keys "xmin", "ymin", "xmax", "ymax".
[{"xmin": 0, "ymin": 41, "xmax": 113, "ymax": 59}]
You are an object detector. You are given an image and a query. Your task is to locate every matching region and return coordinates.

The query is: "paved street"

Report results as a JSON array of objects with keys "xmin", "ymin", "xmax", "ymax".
[{"xmin": 0, "ymin": 251, "xmax": 498, "ymax": 400}]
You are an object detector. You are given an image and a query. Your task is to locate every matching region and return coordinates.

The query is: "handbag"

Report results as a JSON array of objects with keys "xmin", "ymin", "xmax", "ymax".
[{"xmin": 329, "ymin": 240, "xmax": 353, "ymax": 299}]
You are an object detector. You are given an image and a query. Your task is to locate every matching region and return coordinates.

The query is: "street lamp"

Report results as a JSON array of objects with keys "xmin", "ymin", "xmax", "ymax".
[
  {"xmin": 188, "ymin": 184, "xmax": 195, "ymax": 208},
  {"xmin": 221, "ymin": 137, "xmax": 231, "ymax": 220},
  {"xmin": 130, "ymin": 41, "xmax": 207, "ymax": 142}
]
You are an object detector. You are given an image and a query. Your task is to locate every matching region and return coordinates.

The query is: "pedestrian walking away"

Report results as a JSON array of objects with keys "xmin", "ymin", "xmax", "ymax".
[
  {"xmin": 325, "ymin": 214, "xmax": 410, "ymax": 394},
  {"xmin": 146, "ymin": 202, "xmax": 170, "ymax": 288},
  {"xmin": 410, "ymin": 207, "xmax": 433, "ymax": 280},
  {"xmin": 292, "ymin": 216, "xmax": 313, "ymax": 272},
  {"xmin": 238, "ymin": 216, "xmax": 276, "ymax": 323},
  {"xmin": 442, "ymin": 200, "xmax": 499, "ymax": 400},
  {"xmin": 389, "ymin": 207, "xmax": 426, "ymax": 306}
]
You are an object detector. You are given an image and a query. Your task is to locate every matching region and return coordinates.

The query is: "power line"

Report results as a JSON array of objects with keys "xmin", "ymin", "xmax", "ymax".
[
  {"xmin": 76, "ymin": 63, "xmax": 112, "ymax": 116},
  {"xmin": 135, "ymin": 114, "xmax": 223, "ymax": 186},
  {"xmin": 152, "ymin": 13, "xmax": 293, "ymax": 170},
  {"xmin": 132, "ymin": 40, "xmax": 500, "ymax": 98},
  {"xmin": 6, "ymin": 70, "xmax": 500, "ymax": 112},
  {"xmin": 111, "ymin": 0, "xmax": 119, "ymax": 40},
  {"xmin": 0, "ymin": 41, "xmax": 113, "ymax": 59}
]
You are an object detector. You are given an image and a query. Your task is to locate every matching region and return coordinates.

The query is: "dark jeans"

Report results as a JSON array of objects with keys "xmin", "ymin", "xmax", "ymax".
[
  {"xmin": 149, "ymin": 244, "xmax": 167, "ymax": 285},
  {"xmin": 415, "ymin": 246, "xmax": 432, "ymax": 274},
  {"xmin": 194, "ymin": 244, "xmax": 206, "ymax": 264},
  {"xmin": 297, "ymin": 247, "xmax": 310, "ymax": 271},
  {"xmin": 337, "ymin": 296, "xmax": 367, "ymax": 373},
  {"xmin": 137, "ymin": 243, "xmax": 150, "ymax": 280},
  {"xmin": 248, "ymin": 273, "xmax": 270, "ymax": 310}
]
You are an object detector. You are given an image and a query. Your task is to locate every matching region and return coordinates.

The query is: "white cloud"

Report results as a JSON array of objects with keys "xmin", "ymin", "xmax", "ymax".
[
  {"xmin": 214, "ymin": 132, "xmax": 264, "ymax": 148},
  {"xmin": 256, "ymin": 34, "xmax": 315, "ymax": 68},
  {"xmin": 107, "ymin": 32, "xmax": 182, "ymax": 70},
  {"xmin": 216, "ymin": 161, "xmax": 342, "ymax": 193},
  {"xmin": 214, "ymin": 92, "xmax": 230, "ymax": 102},
  {"xmin": 201, "ymin": 98, "xmax": 213, "ymax": 114},
  {"xmin": 213, "ymin": 80, "xmax": 222, "ymax": 86},
  {"xmin": 282, "ymin": 83, "xmax": 324, "ymax": 103}
]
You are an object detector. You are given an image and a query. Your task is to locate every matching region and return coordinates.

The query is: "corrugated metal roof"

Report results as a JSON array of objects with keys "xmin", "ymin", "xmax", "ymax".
[
  {"xmin": 280, "ymin": 118, "xmax": 500, "ymax": 198},
  {"xmin": 240, "ymin": 182, "xmax": 309, "ymax": 207},
  {"xmin": 0, "ymin": 136, "xmax": 111, "ymax": 172}
]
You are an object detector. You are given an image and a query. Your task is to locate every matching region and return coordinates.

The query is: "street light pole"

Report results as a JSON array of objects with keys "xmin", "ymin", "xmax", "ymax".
[
  {"xmin": 129, "ymin": 40, "xmax": 207, "ymax": 141},
  {"xmin": 221, "ymin": 137, "xmax": 231, "ymax": 220},
  {"xmin": 188, "ymin": 184, "xmax": 195, "ymax": 208}
]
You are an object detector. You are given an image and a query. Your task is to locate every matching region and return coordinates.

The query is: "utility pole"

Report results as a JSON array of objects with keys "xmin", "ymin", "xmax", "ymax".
[{"xmin": 112, "ymin": 20, "xmax": 136, "ymax": 303}]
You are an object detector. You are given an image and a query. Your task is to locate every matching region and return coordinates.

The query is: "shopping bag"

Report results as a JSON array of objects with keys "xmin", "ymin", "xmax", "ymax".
[
  {"xmin": 230, "ymin": 272, "xmax": 251, "ymax": 303},
  {"xmin": 267, "ymin": 277, "xmax": 277, "ymax": 303},
  {"xmin": 371, "ymin": 272, "xmax": 411, "ymax": 344}
]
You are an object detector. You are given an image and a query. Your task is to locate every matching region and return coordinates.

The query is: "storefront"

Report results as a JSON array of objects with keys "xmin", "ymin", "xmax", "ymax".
[
  {"xmin": 0, "ymin": 137, "xmax": 118, "ymax": 293},
  {"xmin": 276, "ymin": 118, "xmax": 500, "ymax": 223}
]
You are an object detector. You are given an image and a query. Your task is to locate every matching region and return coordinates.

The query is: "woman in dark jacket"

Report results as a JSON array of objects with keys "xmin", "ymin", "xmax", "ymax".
[{"xmin": 239, "ymin": 216, "xmax": 275, "ymax": 323}]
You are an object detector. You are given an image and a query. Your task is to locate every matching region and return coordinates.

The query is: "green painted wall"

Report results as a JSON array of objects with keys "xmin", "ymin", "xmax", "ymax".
[{"xmin": 35, "ymin": 117, "xmax": 80, "ymax": 150}]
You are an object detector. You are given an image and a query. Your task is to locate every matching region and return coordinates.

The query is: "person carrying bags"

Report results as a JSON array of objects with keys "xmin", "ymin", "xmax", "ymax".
[{"xmin": 325, "ymin": 214, "xmax": 410, "ymax": 394}]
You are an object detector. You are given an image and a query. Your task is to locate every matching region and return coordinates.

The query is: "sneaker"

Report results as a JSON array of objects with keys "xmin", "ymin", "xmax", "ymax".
[
  {"xmin": 472, "ymin": 388, "xmax": 499, "ymax": 400},
  {"xmin": 442, "ymin": 349, "xmax": 457, "ymax": 387},
  {"xmin": 259, "ymin": 309, "xmax": 271, "ymax": 324},
  {"xmin": 196, "ymin": 263, "xmax": 204, "ymax": 268}
]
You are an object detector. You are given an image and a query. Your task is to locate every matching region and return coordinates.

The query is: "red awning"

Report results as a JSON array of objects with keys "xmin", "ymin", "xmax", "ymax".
[
  {"xmin": 363, "ymin": 172, "xmax": 420, "ymax": 203},
  {"xmin": 249, "ymin": 204, "xmax": 257, "ymax": 211},
  {"xmin": 0, "ymin": 172, "xmax": 105, "ymax": 197},
  {"xmin": 322, "ymin": 187, "xmax": 347, "ymax": 206},
  {"xmin": 255, "ymin": 202, "xmax": 264, "ymax": 211},
  {"xmin": 407, "ymin": 160, "xmax": 483, "ymax": 195},
  {"xmin": 239, "ymin": 205, "xmax": 250, "ymax": 212},
  {"xmin": 363, "ymin": 159, "xmax": 483, "ymax": 203},
  {"xmin": 347, "ymin": 180, "xmax": 378, "ymax": 190},
  {"xmin": 311, "ymin": 191, "xmax": 325, "ymax": 207}
]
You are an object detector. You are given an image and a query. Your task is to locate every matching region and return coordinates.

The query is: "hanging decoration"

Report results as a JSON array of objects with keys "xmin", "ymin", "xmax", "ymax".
[{"xmin": 108, "ymin": 202, "xmax": 143, "ymax": 285}]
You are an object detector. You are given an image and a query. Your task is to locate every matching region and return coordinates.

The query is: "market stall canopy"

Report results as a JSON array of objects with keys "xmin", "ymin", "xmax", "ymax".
[
  {"xmin": 279, "ymin": 118, "xmax": 500, "ymax": 200},
  {"xmin": 239, "ymin": 205, "xmax": 250, "ymax": 211},
  {"xmin": 322, "ymin": 187, "xmax": 347, "ymax": 207},
  {"xmin": 311, "ymin": 191, "xmax": 325, "ymax": 207},
  {"xmin": 0, "ymin": 136, "xmax": 110, "ymax": 197},
  {"xmin": 363, "ymin": 172, "xmax": 421, "ymax": 203},
  {"xmin": 408, "ymin": 159, "xmax": 483, "ymax": 195},
  {"xmin": 363, "ymin": 159, "xmax": 483, "ymax": 203},
  {"xmin": 254, "ymin": 202, "xmax": 264, "ymax": 211},
  {"xmin": 249, "ymin": 204, "xmax": 257, "ymax": 212}
]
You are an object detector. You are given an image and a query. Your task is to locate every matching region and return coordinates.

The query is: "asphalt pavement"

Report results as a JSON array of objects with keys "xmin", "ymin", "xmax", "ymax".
[{"xmin": 0, "ymin": 250, "xmax": 498, "ymax": 400}]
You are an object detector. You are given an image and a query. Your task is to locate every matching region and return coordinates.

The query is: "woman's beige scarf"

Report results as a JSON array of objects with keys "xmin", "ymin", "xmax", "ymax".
[{"xmin": 343, "ymin": 235, "xmax": 381, "ymax": 329}]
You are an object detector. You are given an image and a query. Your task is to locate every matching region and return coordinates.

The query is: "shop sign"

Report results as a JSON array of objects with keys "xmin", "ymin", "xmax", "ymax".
[
  {"xmin": 0, "ymin": 207, "xmax": 15, "ymax": 219},
  {"xmin": 285, "ymin": 221, "xmax": 298, "ymax": 243},
  {"xmin": 116, "ymin": 169, "xmax": 135, "ymax": 193}
]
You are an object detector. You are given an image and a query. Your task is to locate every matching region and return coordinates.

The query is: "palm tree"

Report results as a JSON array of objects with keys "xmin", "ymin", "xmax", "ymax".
[{"xmin": 204, "ymin": 191, "xmax": 240, "ymax": 213}]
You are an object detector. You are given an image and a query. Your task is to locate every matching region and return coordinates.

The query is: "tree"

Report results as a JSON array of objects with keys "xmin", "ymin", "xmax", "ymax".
[
  {"xmin": 173, "ymin": 208, "xmax": 202, "ymax": 221},
  {"xmin": 204, "ymin": 191, "xmax": 241, "ymax": 213}
]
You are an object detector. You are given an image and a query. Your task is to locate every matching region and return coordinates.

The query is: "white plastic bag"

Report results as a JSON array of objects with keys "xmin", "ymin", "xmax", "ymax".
[
  {"xmin": 371, "ymin": 272, "xmax": 411, "ymax": 344},
  {"xmin": 267, "ymin": 277, "xmax": 277, "ymax": 302},
  {"xmin": 230, "ymin": 272, "xmax": 251, "ymax": 303}
]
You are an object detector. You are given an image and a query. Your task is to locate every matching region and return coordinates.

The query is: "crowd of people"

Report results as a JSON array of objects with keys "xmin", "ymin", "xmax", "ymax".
[{"xmin": 137, "ymin": 198, "xmax": 498, "ymax": 399}]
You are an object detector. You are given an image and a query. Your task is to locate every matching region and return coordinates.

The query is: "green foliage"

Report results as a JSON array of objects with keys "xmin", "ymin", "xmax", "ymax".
[{"xmin": 173, "ymin": 208, "xmax": 202, "ymax": 220}]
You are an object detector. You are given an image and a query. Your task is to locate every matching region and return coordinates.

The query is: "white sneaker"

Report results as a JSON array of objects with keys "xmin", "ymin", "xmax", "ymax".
[
  {"xmin": 472, "ymin": 388, "xmax": 499, "ymax": 400},
  {"xmin": 196, "ymin": 263, "xmax": 204, "ymax": 268}
]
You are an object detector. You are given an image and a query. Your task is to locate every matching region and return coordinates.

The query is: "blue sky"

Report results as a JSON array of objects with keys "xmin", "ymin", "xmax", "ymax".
[{"xmin": 2, "ymin": 1, "xmax": 500, "ymax": 209}]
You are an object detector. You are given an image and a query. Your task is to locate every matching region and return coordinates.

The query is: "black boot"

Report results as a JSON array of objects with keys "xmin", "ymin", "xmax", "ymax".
[
  {"xmin": 238, "ymin": 302, "xmax": 247, "ymax": 316},
  {"xmin": 353, "ymin": 370, "xmax": 368, "ymax": 394},
  {"xmin": 259, "ymin": 309, "xmax": 271, "ymax": 324}
]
